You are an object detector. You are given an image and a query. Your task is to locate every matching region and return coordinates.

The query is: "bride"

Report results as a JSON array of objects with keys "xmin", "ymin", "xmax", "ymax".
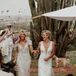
[
  {"xmin": 14, "ymin": 30, "xmax": 34, "ymax": 76},
  {"xmin": 37, "ymin": 30, "xmax": 56, "ymax": 76}
]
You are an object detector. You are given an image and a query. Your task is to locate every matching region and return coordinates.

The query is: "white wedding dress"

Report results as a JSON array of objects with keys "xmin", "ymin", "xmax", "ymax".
[
  {"xmin": 38, "ymin": 41, "xmax": 55, "ymax": 76},
  {"xmin": 16, "ymin": 41, "xmax": 32, "ymax": 76}
]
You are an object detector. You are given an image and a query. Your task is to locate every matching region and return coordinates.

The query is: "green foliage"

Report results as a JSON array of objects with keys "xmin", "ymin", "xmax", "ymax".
[{"xmin": 29, "ymin": 0, "xmax": 76, "ymax": 57}]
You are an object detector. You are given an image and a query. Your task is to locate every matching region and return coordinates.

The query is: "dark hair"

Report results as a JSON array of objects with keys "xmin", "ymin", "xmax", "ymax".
[
  {"xmin": 7, "ymin": 25, "xmax": 12, "ymax": 28},
  {"xmin": 66, "ymin": 74, "xmax": 73, "ymax": 76},
  {"xmin": 0, "ymin": 31, "xmax": 6, "ymax": 36}
]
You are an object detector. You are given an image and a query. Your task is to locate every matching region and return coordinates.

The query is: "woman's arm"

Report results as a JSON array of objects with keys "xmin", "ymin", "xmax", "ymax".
[
  {"xmin": 44, "ymin": 42, "xmax": 56, "ymax": 61},
  {"xmin": 36, "ymin": 42, "xmax": 41, "ymax": 54},
  {"xmin": 32, "ymin": 42, "xmax": 41, "ymax": 54},
  {"xmin": 6, "ymin": 31, "xmax": 13, "ymax": 38},
  {"xmin": 12, "ymin": 45, "xmax": 19, "ymax": 63},
  {"xmin": 5, "ymin": 28, "xmax": 13, "ymax": 37},
  {"xmin": 28, "ymin": 42, "xmax": 41, "ymax": 54},
  {"xmin": 28, "ymin": 45, "xmax": 34, "ymax": 53}
]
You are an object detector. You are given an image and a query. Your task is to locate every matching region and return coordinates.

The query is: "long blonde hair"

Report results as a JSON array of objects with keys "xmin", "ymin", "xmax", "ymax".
[{"xmin": 18, "ymin": 30, "xmax": 27, "ymax": 42}]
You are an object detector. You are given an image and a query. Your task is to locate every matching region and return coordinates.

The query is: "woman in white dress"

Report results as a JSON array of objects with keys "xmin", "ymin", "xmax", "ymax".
[
  {"xmin": 15, "ymin": 30, "xmax": 34, "ymax": 76},
  {"xmin": 37, "ymin": 30, "xmax": 56, "ymax": 76}
]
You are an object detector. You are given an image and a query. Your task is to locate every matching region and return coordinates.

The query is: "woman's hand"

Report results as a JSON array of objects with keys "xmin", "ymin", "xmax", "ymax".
[
  {"xmin": 12, "ymin": 58, "xmax": 16, "ymax": 64},
  {"xmin": 32, "ymin": 50, "xmax": 40, "ymax": 54},
  {"xmin": 44, "ymin": 58, "xmax": 49, "ymax": 61},
  {"xmin": 44, "ymin": 42, "xmax": 56, "ymax": 62},
  {"xmin": 31, "ymin": 50, "xmax": 36, "ymax": 54}
]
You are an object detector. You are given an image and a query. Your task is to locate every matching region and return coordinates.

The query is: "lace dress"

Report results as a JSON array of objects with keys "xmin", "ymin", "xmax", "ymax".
[
  {"xmin": 38, "ymin": 41, "xmax": 55, "ymax": 76},
  {"xmin": 16, "ymin": 41, "xmax": 32, "ymax": 76}
]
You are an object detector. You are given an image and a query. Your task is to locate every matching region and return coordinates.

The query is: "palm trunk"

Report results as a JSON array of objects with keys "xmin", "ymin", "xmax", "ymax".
[{"xmin": 29, "ymin": 0, "xmax": 76, "ymax": 57}]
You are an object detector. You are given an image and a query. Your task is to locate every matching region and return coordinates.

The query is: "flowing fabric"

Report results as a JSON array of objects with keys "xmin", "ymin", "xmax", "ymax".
[
  {"xmin": 16, "ymin": 41, "xmax": 32, "ymax": 76},
  {"xmin": 38, "ymin": 41, "xmax": 55, "ymax": 76}
]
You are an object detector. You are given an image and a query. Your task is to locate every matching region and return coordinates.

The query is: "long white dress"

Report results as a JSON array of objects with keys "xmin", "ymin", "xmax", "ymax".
[
  {"xmin": 16, "ymin": 41, "xmax": 32, "ymax": 76},
  {"xmin": 38, "ymin": 41, "xmax": 55, "ymax": 76}
]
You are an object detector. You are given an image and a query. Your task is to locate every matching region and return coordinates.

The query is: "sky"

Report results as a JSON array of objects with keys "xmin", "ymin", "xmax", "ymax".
[{"xmin": 0, "ymin": 0, "xmax": 32, "ymax": 16}]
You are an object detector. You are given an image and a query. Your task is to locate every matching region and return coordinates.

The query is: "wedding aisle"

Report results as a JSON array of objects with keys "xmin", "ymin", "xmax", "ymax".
[{"xmin": 30, "ymin": 60, "xmax": 76, "ymax": 76}]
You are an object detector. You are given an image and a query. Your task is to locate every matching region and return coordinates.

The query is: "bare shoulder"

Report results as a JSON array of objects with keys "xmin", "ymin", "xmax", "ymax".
[
  {"xmin": 37, "ymin": 41, "xmax": 42, "ymax": 47},
  {"xmin": 51, "ymin": 41, "xmax": 56, "ymax": 46},
  {"xmin": 39, "ymin": 41, "xmax": 43, "ymax": 45},
  {"xmin": 5, "ymin": 28, "xmax": 8, "ymax": 31}
]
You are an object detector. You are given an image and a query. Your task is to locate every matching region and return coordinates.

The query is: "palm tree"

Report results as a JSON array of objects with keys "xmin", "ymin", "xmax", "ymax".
[{"xmin": 29, "ymin": 0, "xmax": 76, "ymax": 57}]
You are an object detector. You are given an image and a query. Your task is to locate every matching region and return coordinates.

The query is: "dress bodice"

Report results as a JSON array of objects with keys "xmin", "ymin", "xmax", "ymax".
[
  {"xmin": 40, "ymin": 41, "xmax": 52, "ymax": 54},
  {"xmin": 38, "ymin": 41, "xmax": 55, "ymax": 76},
  {"xmin": 17, "ymin": 40, "xmax": 32, "ymax": 55},
  {"xmin": 18, "ymin": 42, "xmax": 29, "ymax": 54}
]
